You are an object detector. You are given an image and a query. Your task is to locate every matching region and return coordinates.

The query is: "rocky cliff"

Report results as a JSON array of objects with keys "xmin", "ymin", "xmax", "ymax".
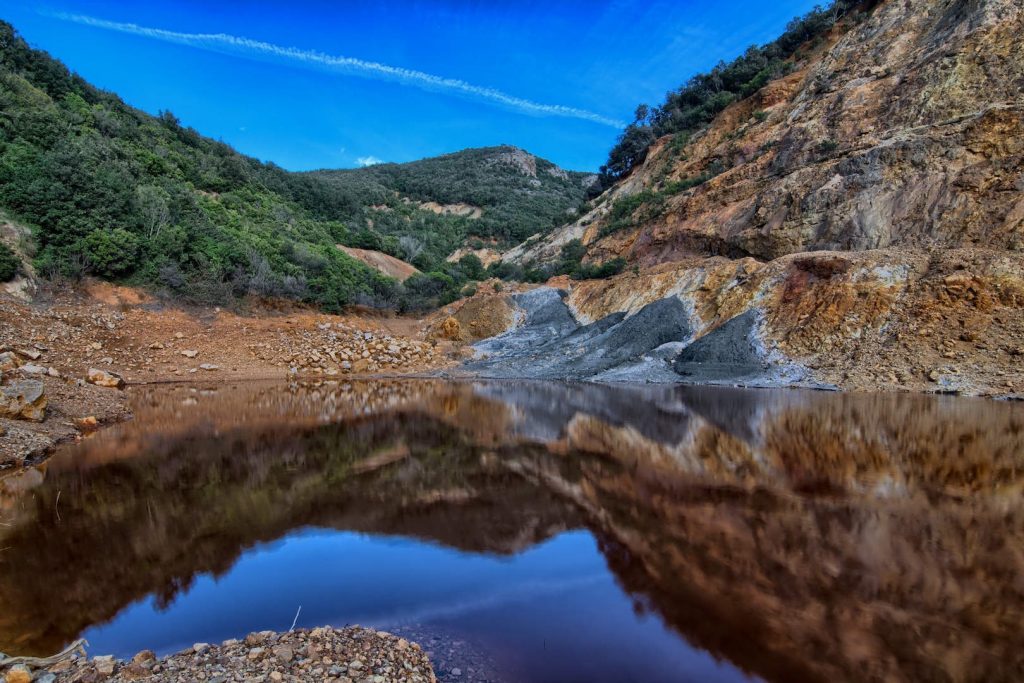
[{"xmin": 498, "ymin": 0, "xmax": 1024, "ymax": 394}]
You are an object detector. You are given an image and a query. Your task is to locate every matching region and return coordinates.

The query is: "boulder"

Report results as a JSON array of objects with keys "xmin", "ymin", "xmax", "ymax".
[
  {"xmin": 0, "ymin": 380, "xmax": 46, "ymax": 421},
  {"xmin": 87, "ymin": 368, "xmax": 126, "ymax": 389}
]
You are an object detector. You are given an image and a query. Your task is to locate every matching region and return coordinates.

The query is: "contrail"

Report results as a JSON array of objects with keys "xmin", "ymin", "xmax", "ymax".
[{"xmin": 53, "ymin": 13, "xmax": 626, "ymax": 128}]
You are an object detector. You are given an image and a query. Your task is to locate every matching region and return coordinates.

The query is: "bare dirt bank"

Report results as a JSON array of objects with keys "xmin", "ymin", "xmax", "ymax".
[{"xmin": 0, "ymin": 282, "xmax": 456, "ymax": 469}]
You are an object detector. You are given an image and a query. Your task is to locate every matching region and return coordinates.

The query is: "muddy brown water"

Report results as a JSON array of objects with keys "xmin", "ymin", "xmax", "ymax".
[{"xmin": 1, "ymin": 379, "xmax": 1023, "ymax": 682}]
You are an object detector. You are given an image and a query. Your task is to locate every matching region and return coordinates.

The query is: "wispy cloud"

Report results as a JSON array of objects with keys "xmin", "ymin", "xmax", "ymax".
[
  {"xmin": 52, "ymin": 13, "xmax": 626, "ymax": 129},
  {"xmin": 356, "ymin": 155, "xmax": 383, "ymax": 167}
]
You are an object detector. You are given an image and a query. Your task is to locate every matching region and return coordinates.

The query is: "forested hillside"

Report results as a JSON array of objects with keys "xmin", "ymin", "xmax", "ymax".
[
  {"xmin": 0, "ymin": 21, "xmax": 587, "ymax": 311},
  {"xmin": 307, "ymin": 147, "xmax": 592, "ymax": 254}
]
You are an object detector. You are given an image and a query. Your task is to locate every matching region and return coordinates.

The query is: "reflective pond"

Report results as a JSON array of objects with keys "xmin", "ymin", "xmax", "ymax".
[{"xmin": 1, "ymin": 380, "xmax": 1023, "ymax": 682}]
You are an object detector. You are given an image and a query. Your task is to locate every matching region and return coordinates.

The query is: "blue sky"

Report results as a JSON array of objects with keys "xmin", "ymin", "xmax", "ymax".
[{"xmin": 1, "ymin": 0, "xmax": 819, "ymax": 172}]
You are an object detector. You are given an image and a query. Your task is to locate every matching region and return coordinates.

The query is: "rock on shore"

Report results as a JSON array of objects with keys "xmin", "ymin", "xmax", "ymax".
[{"xmin": 31, "ymin": 627, "xmax": 436, "ymax": 682}]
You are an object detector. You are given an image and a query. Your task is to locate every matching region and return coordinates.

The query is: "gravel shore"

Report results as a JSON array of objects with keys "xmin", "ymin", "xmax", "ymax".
[{"xmin": 5, "ymin": 626, "xmax": 436, "ymax": 683}]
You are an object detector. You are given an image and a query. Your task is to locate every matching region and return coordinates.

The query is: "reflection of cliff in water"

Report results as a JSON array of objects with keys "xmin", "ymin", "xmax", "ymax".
[{"xmin": 2, "ymin": 380, "xmax": 1023, "ymax": 683}]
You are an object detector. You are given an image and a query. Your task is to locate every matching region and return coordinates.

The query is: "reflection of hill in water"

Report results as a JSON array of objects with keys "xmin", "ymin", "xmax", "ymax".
[{"xmin": 1, "ymin": 380, "xmax": 1023, "ymax": 682}]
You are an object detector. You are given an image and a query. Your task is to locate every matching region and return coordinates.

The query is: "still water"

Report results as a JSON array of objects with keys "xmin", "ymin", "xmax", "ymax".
[{"xmin": 2, "ymin": 380, "xmax": 1023, "ymax": 682}]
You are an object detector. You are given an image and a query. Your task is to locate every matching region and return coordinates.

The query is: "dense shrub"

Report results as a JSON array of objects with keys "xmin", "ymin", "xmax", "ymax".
[
  {"xmin": 457, "ymin": 253, "xmax": 485, "ymax": 281},
  {"xmin": 0, "ymin": 242, "xmax": 18, "ymax": 281},
  {"xmin": 83, "ymin": 228, "xmax": 140, "ymax": 277},
  {"xmin": 571, "ymin": 257, "xmax": 626, "ymax": 280},
  {"xmin": 551, "ymin": 239, "xmax": 627, "ymax": 281},
  {"xmin": 401, "ymin": 271, "xmax": 457, "ymax": 312}
]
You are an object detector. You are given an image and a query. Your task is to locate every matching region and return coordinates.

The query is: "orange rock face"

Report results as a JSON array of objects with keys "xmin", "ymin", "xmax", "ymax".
[{"xmin": 502, "ymin": 0, "xmax": 1024, "ymax": 393}]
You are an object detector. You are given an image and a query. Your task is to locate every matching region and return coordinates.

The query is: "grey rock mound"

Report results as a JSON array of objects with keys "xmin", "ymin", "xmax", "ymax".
[
  {"xmin": 673, "ymin": 310, "xmax": 772, "ymax": 382},
  {"xmin": 458, "ymin": 287, "xmax": 815, "ymax": 386},
  {"xmin": 466, "ymin": 288, "xmax": 694, "ymax": 381}
]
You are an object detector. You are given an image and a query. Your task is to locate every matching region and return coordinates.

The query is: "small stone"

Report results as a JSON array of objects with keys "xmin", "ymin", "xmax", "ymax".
[
  {"xmin": 0, "ymin": 380, "xmax": 46, "ymax": 421},
  {"xmin": 121, "ymin": 663, "xmax": 151, "ymax": 681},
  {"xmin": 93, "ymin": 654, "xmax": 116, "ymax": 676},
  {"xmin": 349, "ymin": 660, "xmax": 364, "ymax": 670},
  {"xmin": 149, "ymin": 342, "xmax": 165, "ymax": 350},
  {"xmin": 17, "ymin": 363, "xmax": 46, "ymax": 374},
  {"xmin": 4, "ymin": 665, "xmax": 31, "ymax": 683},
  {"xmin": 48, "ymin": 659, "xmax": 73, "ymax": 674},
  {"xmin": 248, "ymin": 647, "xmax": 265, "ymax": 660},
  {"xmin": 174, "ymin": 332, "xmax": 185, "ymax": 339},
  {"xmin": 131, "ymin": 650, "xmax": 157, "ymax": 665},
  {"xmin": 0, "ymin": 351, "xmax": 20, "ymax": 372},
  {"xmin": 928, "ymin": 369, "xmax": 941, "ymax": 382},
  {"xmin": 193, "ymin": 642, "xmax": 210, "ymax": 653},
  {"xmin": 86, "ymin": 368, "xmax": 126, "ymax": 389},
  {"xmin": 181, "ymin": 349, "xmax": 199, "ymax": 358},
  {"xmin": 199, "ymin": 363, "xmax": 220, "ymax": 371},
  {"xmin": 273, "ymin": 645, "xmax": 294, "ymax": 663},
  {"xmin": 269, "ymin": 673, "xmax": 283, "ymax": 682},
  {"xmin": 35, "ymin": 674, "xmax": 57, "ymax": 683},
  {"xmin": 74, "ymin": 415, "xmax": 99, "ymax": 431},
  {"xmin": 14, "ymin": 348, "xmax": 41, "ymax": 360},
  {"xmin": 89, "ymin": 342, "xmax": 103, "ymax": 350}
]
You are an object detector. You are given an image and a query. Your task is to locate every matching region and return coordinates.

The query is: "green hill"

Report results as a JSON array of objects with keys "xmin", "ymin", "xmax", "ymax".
[
  {"xmin": 0, "ymin": 20, "xmax": 589, "ymax": 311},
  {"xmin": 305, "ymin": 147, "xmax": 593, "ymax": 265}
]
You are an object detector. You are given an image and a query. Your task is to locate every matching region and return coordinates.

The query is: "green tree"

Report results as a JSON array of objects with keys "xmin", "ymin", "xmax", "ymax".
[{"xmin": 135, "ymin": 185, "xmax": 171, "ymax": 238}]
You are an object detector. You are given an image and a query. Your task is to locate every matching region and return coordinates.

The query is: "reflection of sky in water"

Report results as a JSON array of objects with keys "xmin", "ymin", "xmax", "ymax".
[
  {"xmin": 82, "ymin": 529, "xmax": 757, "ymax": 683},
  {"xmin": 8, "ymin": 379, "xmax": 1020, "ymax": 681}
]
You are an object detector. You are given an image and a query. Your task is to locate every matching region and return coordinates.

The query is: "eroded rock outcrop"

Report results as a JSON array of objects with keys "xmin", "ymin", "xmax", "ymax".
[{"xmin": 492, "ymin": 0, "xmax": 1024, "ymax": 393}]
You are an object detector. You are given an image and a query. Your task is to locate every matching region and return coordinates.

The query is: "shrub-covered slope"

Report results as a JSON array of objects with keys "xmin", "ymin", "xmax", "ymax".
[{"xmin": 0, "ymin": 21, "xmax": 587, "ymax": 310}]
